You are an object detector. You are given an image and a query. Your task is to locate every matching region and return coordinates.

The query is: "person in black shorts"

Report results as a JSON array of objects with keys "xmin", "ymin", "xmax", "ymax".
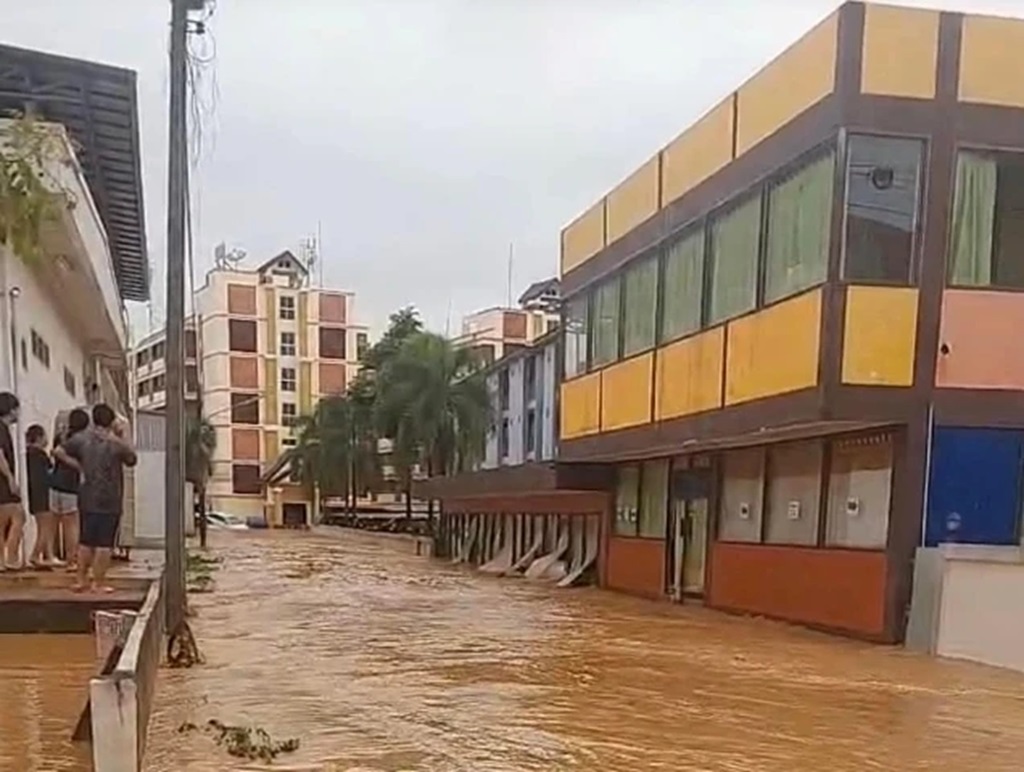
[
  {"xmin": 0, "ymin": 392, "xmax": 25, "ymax": 571},
  {"xmin": 51, "ymin": 408, "xmax": 89, "ymax": 568},
  {"xmin": 55, "ymin": 404, "xmax": 137, "ymax": 593},
  {"xmin": 26, "ymin": 424, "xmax": 62, "ymax": 568}
]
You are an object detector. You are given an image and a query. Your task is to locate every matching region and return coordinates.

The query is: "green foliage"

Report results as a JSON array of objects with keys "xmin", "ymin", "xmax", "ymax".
[
  {"xmin": 0, "ymin": 114, "xmax": 69, "ymax": 263},
  {"xmin": 376, "ymin": 331, "xmax": 491, "ymax": 477},
  {"xmin": 290, "ymin": 307, "xmax": 490, "ymax": 509},
  {"xmin": 185, "ymin": 415, "xmax": 217, "ymax": 490}
]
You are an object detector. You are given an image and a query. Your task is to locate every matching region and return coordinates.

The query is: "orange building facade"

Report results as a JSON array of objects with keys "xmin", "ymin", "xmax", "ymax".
[{"xmin": 558, "ymin": 3, "xmax": 1024, "ymax": 642}]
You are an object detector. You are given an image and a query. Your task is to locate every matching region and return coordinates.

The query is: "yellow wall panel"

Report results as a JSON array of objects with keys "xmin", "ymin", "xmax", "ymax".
[
  {"xmin": 736, "ymin": 12, "xmax": 837, "ymax": 154},
  {"xmin": 560, "ymin": 373, "xmax": 601, "ymax": 440},
  {"xmin": 298, "ymin": 294, "xmax": 310, "ymax": 358},
  {"xmin": 561, "ymin": 201, "xmax": 606, "ymax": 276},
  {"xmin": 300, "ymin": 361, "xmax": 313, "ymax": 415},
  {"xmin": 725, "ymin": 290, "xmax": 821, "ymax": 405},
  {"xmin": 661, "ymin": 98, "xmax": 734, "ymax": 207},
  {"xmin": 862, "ymin": 5, "xmax": 939, "ymax": 99},
  {"xmin": 264, "ymin": 431, "xmax": 280, "ymax": 467},
  {"xmin": 842, "ymin": 286, "xmax": 918, "ymax": 387},
  {"xmin": 959, "ymin": 15, "xmax": 1024, "ymax": 108},
  {"xmin": 655, "ymin": 328, "xmax": 724, "ymax": 420},
  {"xmin": 606, "ymin": 156, "xmax": 660, "ymax": 245},
  {"xmin": 601, "ymin": 353, "xmax": 654, "ymax": 432},
  {"xmin": 263, "ymin": 358, "xmax": 278, "ymax": 426},
  {"xmin": 264, "ymin": 288, "xmax": 277, "ymax": 355}
]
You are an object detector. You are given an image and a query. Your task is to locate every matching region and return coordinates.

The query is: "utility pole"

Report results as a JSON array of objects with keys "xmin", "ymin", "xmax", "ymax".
[{"xmin": 164, "ymin": 0, "xmax": 192, "ymax": 632}]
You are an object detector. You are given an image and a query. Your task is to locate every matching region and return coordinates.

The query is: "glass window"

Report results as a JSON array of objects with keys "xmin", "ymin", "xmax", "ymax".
[
  {"xmin": 718, "ymin": 449, "xmax": 764, "ymax": 542},
  {"xmin": 765, "ymin": 152, "xmax": 834, "ymax": 302},
  {"xmin": 279, "ymin": 295, "xmax": 296, "ymax": 320},
  {"xmin": 282, "ymin": 402, "xmax": 298, "ymax": 428},
  {"xmin": 281, "ymin": 367, "xmax": 297, "ymax": 392},
  {"xmin": 764, "ymin": 442, "xmax": 823, "ymax": 546},
  {"xmin": 709, "ymin": 195, "xmax": 761, "ymax": 324},
  {"xmin": 826, "ymin": 435, "xmax": 893, "ymax": 549},
  {"xmin": 639, "ymin": 460, "xmax": 669, "ymax": 538},
  {"xmin": 661, "ymin": 229, "xmax": 704, "ymax": 342},
  {"xmin": 948, "ymin": 150, "xmax": 1024, "ymax": 289},
  {"xmin": 563, "ymin": 295, "xmax": 589, "ymax": 378},
  {"xmin": 844, "ymin": 135, "xmax": 923, "ymax": 283},
  {"xmin": 622, "ymin": 257, "xmax": 658, "ymax": 356},
  {"xmin": 614, "ymin": 465, "xmax": 640, "ymax": 536},
  {"xmin": 591, "ymin": 278, "xmax": 621, "ymax": 368},
  {"xmin": 280, "ymin": 332, "xmax": 296, "ymax": 356}
]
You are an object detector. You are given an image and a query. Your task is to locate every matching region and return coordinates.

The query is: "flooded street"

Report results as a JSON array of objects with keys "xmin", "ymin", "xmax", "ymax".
[
  {"xmin": 0, "ymin": 635, "xmax": 94, "ymax": 771},
  {"xmin": 141, "ymin": 529, "xmax": 1024, "ymax": 771}
]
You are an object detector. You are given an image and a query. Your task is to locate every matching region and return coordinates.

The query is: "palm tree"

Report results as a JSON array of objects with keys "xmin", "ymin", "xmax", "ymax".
[
  {"xmin": 375, "ymin": 332, "xmax": 491, "ymax": 522},
  {"xmin": 185, "ymin": 415, "xmax": 217, "ymax": 548},
  {"xmin": 293, "ymin": 396, "xmax": 356, "ymax": 514}
]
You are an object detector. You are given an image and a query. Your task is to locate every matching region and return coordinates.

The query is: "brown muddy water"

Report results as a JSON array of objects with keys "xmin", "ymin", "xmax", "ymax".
[
  {"xmin": 0, "ymin": 634, "xmax": 94, "ymax": 771},
  {"xmin": 139, "ymin": 529, "xmax": 1024, "ymax": 771},
  {"xmin": 8, "ymin": 529, "xmax": 1024, "ymax": 771}
]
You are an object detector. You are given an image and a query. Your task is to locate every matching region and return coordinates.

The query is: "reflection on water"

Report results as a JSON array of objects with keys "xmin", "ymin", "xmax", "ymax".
[
  {"xmin": 0, "ymin": 635, "xmax": 94, "ymax": 772},
  {"xmin": 143, "ymin": 529, "xmax": 1024, "ymax": 771}
]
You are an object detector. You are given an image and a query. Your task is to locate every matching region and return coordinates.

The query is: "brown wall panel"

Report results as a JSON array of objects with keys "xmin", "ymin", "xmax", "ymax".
[
  {"xmin": 319, "ymin": 293, "xmax": 347, "ymax": 324},
  {"xmin": 707, "ymin": 543, "xmax": 888, "ymax": 638},
  {"xmin": 227, "ymin": 283, "xmax": 256, "ymax": 316},
  {"xmin": 229, "ymin": 356, "xmax": 259, "ymax": 389},
  {"xmin": 605, "ymin": 536, "xmax": 665, "ymax": 600}
]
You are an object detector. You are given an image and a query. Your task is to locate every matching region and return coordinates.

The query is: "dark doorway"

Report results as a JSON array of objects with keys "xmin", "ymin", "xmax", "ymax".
[{"xmin": 282, "ymin": 503, "xmax": 308, "ymax": 528}]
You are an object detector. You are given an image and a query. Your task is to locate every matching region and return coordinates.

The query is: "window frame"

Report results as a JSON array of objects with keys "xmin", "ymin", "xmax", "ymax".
[
  {"xmin": 622, "ymin": 253, "xmax": 659, "ymax": 358},
  {"xmin": 281, "ymin": 402, "xmax": 298, "ymax": 428},
  {"xmin": 839, "ymin": 132, "xmax": 927, "ymax": 287},
  {"xmin": 590, "ymin": 276, "xmax": 622, "ymax": 369},
  {"xmin": 279, "ymin": 295, "xmax": 296, "ymax": 320},
  {"xmin": 280, "ymin": 331, "xmax": 297, "ymax": 357},
  {"xmin": 280, "ymin": 366, "xmax": 297, "ymax": 393},
  {"xmin": 946, "ymin": 144, "xmax": 1024, "ymax": 292}
]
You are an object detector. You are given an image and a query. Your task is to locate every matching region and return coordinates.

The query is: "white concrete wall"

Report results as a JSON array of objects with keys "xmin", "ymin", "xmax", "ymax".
[
  {"xmin": 541, "ymin": 341, "xmax": 557, "ymax": 461},
  {"xmin": 908, "ymin": 545, "xmax": 1024, "ymax": 674}
]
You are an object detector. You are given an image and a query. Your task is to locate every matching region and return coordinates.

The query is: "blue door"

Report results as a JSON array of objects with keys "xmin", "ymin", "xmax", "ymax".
[{"xmin": 926, "ymin": 427, "xmax": 1024, "ymax": 547}]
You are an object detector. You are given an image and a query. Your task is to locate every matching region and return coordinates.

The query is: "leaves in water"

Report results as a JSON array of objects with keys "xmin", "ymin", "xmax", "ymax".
[{"xmin": 179, "ymin": 718, "xmax": 300, "ymax": 762}]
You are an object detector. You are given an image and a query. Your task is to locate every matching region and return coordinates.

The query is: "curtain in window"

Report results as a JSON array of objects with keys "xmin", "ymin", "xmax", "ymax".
[
  {"xmin": 623, "ymin": 257, "xmax": 658, "ymax": 356},
  {"xmin": 563, "ymin": 296, "xmax": 589, "ymax": 378},
  {"xmin": 710, "ymin": 196, "xmax": 761, "ymax": 324},
  {"xmin": 591, "ymin": 279, "xmax": 621, "ymax": 368},
  {"xmin": 949, "ymin": 152, "xmax": 997, "ymax": 286},
  {"xmin": 615, "ymin": 465, "xmax": 640, "ymax": 536},
  {"xmin": 639, "ymin": 460, "xmax": 669, "ymax": 538},
  {"xmin": 661, "ymin": 230, "xmax": 704, "ymax": 341},
  {"xmin": 765, "ymin": 153, "xmax": 833, "ymax": 303}
]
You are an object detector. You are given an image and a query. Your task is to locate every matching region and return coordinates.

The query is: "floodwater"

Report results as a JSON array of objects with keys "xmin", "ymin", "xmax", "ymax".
[
  {"xmin": 0, "ymin": 634, "xmax": 94, "ymax": 771},
  {"xmin": 141, "ymin": 529, "xmax": 1024, "ymax": 771}
]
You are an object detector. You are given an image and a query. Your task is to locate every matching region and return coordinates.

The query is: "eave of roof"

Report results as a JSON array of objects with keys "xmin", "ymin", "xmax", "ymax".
[{"xmin": 0, "ymin": 43, "xmax": 150, "ymax": 302}]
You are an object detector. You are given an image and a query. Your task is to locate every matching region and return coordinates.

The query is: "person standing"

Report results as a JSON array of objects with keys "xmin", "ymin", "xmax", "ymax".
[
  {"xmin": 50, "ymin": 408, "xmax": 89, "ymax": 568},
  {"xmin": 0, "ymin": 392, "xmax": 25, "ymax": 571},
  {"xmin": 56, "ymin": 404, "xmax": 136, "ymax": 593},
  {"xmin": 26, "ymin": 424, "xmax": 62, "ymax": 568}
]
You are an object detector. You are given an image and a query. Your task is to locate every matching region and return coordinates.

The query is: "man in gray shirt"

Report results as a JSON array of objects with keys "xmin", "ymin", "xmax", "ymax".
[{"xmin": 57, "ymin": 404, "xmax": 137, "ymax": 593}]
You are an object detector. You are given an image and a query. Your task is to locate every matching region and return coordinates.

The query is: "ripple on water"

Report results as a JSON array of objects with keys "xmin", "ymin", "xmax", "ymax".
[{"xmin": 141, "ymin": 529, "xmax": 1024, "ymax": 772}]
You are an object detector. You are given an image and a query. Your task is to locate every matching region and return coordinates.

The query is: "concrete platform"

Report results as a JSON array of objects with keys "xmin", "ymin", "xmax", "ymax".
[{"xmin": 0, "ymin": 550, "xmax": 163, "ymax": 634}]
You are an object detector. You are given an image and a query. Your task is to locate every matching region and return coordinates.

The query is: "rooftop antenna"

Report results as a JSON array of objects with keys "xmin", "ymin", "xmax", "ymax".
[
  {"xmin": 506, "ymin": 242, "xmax": 514, "ymax": 308},
  {"xmin": 213, "ymin": 241, "xmax": 245, "ymax": 270},
  {"xmin": 316, "ymin": 220, "xmax": 324, "ymax": 288}
]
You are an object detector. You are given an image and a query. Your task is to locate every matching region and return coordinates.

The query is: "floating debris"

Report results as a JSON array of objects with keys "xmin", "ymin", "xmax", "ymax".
[
  {"xmin": 283, "ymin": 560, "xmax": 329, "ymax": 579},
  {"xmin": 178, "ymin": 718, "xmax": 300, "ymax": 762}
]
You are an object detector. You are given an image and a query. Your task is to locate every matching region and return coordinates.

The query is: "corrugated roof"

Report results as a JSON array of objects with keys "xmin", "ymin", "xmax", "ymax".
[{"xmin": 0, "ymin": 43, "xmax": 149, "ymax": 302}]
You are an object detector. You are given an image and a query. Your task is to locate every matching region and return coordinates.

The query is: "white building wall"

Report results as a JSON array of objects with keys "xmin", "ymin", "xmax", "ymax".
[
  {"xmin": 506, "ymin": 358, "xmax": 525, "ymax": 466},
  {"xmin": 541, "ymin": 341, "xmax": 557, "ymax": 461}
]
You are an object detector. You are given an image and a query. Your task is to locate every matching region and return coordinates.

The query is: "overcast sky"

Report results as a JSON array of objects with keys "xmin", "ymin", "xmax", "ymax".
[{"xmin": 6, "ymin": 0, "xmax": 1023, "ymax": 336}]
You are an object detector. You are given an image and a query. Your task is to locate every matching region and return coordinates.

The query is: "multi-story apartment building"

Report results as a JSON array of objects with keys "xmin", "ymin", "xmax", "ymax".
[
  {"xmin": 0, "ymin": 44, "xmax": 149, "ymax": 557},
  {"xmin": 132, "ymin": 251, "xmax": 368, "ymax": 522},
  {"xmin": 426, "ymin": 2, "xmax": 1024, "ymax": 642},
  {"xmin": 452, "ymin": 280, "xmax": 560, "ymax": 365}
]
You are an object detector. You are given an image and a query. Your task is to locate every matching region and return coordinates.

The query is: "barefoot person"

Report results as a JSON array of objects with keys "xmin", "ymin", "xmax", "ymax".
[
  {"xmin": 0, "ymin": 392, "xmax": 25, "ymax": 571},
  {"xmin": 56, "ymin": 404, "xmax": 136, "ymax": 592},
  {"xmin": 26, "ymin": 424, "xmax": 62, "ymax": 568},
  {"xmin": 50, "ymin": 408, "xmax": 89, "ymax": 568}
]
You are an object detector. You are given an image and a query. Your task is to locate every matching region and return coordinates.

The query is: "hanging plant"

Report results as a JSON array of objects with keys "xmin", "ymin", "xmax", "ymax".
[{"xmin": 0, "ymin": 112, "xmax": 71, "ymax": 264}]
